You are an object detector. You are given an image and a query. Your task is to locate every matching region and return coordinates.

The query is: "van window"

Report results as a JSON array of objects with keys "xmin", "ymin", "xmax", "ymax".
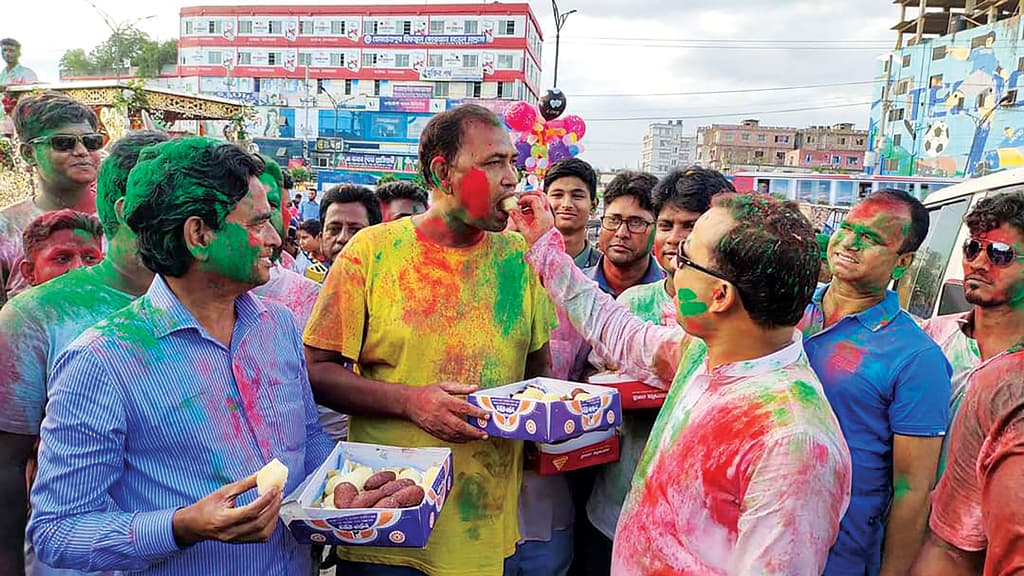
[{"xmin": 898, "ymin": 199, "xmax": 971, "ymax": 319}]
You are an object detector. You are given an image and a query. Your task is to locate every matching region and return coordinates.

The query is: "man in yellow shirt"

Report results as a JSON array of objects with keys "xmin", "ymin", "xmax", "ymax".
[{"xmin": 304, "ymin": 103, "xmax": 555, "ymax": 576}]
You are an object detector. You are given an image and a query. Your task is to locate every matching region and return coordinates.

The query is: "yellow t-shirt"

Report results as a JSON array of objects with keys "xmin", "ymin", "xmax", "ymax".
[{"xmin": 304, "ymin": 218, "xmax": 556, "ymax": 576}]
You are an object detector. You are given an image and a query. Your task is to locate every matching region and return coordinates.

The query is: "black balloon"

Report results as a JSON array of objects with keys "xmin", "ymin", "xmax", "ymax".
[{"xmin": 539, "ymin": 89, "xmax": 568, "ymax": 121}]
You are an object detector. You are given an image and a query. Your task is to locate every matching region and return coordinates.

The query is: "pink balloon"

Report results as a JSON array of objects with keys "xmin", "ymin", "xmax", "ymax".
[
  {"xmin": 562, "ymin": 115, "xmax": 587, "ymax": 140},
  {"xmin": 546, "ymin": 118, "xmax": 565, "ymax": 131},
  {"xmin": 504, "ymin": 101, "xmax": 538, "ymax": 132}
]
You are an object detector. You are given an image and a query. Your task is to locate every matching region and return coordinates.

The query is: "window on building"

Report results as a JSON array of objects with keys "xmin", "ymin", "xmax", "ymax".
[
  {"xmin": 976, "ymin": 92, "xmax": 988, "ymax": 110},
  {"xmin": 806, "ymin": 136, "xmax": 815, "ymax": 143},
  {"xmin": 774, "ymin": 135, "xmax": 789, "ymax": 143},
  {"xmin": 757, "ymin": 134, "xmax": 766, "ymax": 143},
  {"xmin": 331, "ymin": 20, "xmax": 346, "ymax": 35},
  {"xmin": 1005, "ymin": 89, "xmax": 1019, "ymax": 106},
  {"xmin": 893, "ymin": 133, "xmax": 902, "ymax": 147},
  {"xmin": 932, "ymin": 45, "xmax": 947, "ymax": 60},
  {"xmin": 741, "ymin": 133, "xmax": 750, "ymax": 141},
  {"xmin": 403, "ymin": 20, "xmax": 412, "ymax": 35},
  {"xmin": 497, "ymin": 54, "xmax": 515, "ymax": 69},
  {"xmin": 362, "ymin": 53, "xmax": 378, "ymax": 67},
  {"xmin": 723, "ymin": 133, "xmax": 733, "ymax": 142},
  {"xmin": 395, "ymin": 53, "xmax": 410, "ymax": 68},
  {"xmin": 775, "ymin": 151, "xmax": 786, "ymax": 162},
  {"xmin": 433, "ymin": 82, "xmax": 450, "ymax": 98},
  {"xmin": 895, "ymin": 79, "xmax": 911, "ymax": 95},
  {"xmin": 888, "ymin": 108, "xmax": 905, "ymax": 121},
  {"xmin": 269, "ymin": 21, "xmax": 282, "ymax": 35},
  {"xmin": 367, "ymin": 21, "xmax": 379, "ymax": 35},
  {"xmin": 840, "ymin": 137, "xmax": 847, "ymax": 145},
  {"xmin": 856, "ymin": 138, "xmax": 865, "ymax": 145},
  {"xmin": 207, "ymin": 51, "xmax": 222, "ymax": 65},
  {"xmin": 430, "ymin": 20, "xmax": 444, "ymax": 34},
  {"xmin": 971, "ymin": 34, "xmax": 992, "ymax": 49},
  {"xmin": 300, "ymin": 20, "xmax": 313, "ymax": 35},
  {"xmin": 832, "ymin": 155, "xmax": 841, "ymax": 164},
  {"xmin": 472, "ymin": 81, "xmax": 482, "ymax": 98},
  {"xmin": 465, "ymin": 20, "xmax": 479, "ymax": 34},
  {"xmin": 502, "ymin": 20, "xmax": 516, "ymax": 35},
  {"xmin": 805, "ymin": 154, "xmax": 813, "ymax": 163},
  {"xmin": 239, "ymin": 21, "xmax": 253, "ymax": 34},
  {"xmin": 498, "ymin": 81, "xmax": 514, "ymax": 99},
  {"xmin": 463, "ymin": 54, "xmax": 479, "ymax": 68},
  {"xmin": 848, "ymin": 156, "xmax": 859, "ymax": 166},
  {"xmin": 344, "ymin": 79, "xmax": 353, "ymax": 95},
  {"xmin": 1018, "ymin": 56, "xmax": 1024, "ymax": 73},
  {"xmin": 268, "ymin": 52, "xmax": 280, "ymax": 66},
  {"xmin": 238, "ymin": 52, "xmax": 252, "ymax": 65},
  {"xmin": 753, "ymin": 150, "xmax": 765, "ymax": 159},
  {"xmin": 185, "ymin": 20, "xmax": 194, "ymax": 35},
  {"xmin": 902, "ymin": 53, "xmax": 911, "ymax": 67},
  {"xmin": 330, "ymin": 53, "xmax": 344, "ymax": 67},
  {"xmin": 297, "ymin": 53, "xmax": 309, "ymax": 66},
  {"xmin": 930, "ymin": 74, "xmax": 943, "ymax": 88},
  {"xmin": 884, "ymin": 158, "xmax": 900, "ymax": 171},
  {"xmin": 208, "ymin": 20, "xmax": 220, "ymax": 34},
  {"xmin": 374, "ymin": 80, "xmax": 382, "ymax": 96},
  {"xmin": 428, "ymin": 53, "xmax": 443, "ymax": 67}
]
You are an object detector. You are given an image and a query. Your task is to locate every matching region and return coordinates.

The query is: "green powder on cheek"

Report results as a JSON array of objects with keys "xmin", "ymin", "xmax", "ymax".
[
  {"xmin": 676, "ymin": 288, "xmax": 709, "ymax": 317},
  {"xmin": 199, "ymin": 222, "xmax": 261, "ymax": 284}
]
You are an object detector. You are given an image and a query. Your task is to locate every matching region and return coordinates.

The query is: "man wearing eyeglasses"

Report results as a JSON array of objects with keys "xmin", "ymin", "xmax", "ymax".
[
  {"xmin": 912, "ymin": 192, "xmax": 1024, "ymax": 575},
  {"xmin": 511, "ymin": 188, "xmax": 952, "ymax": 576},
  {"xmin": 511, "ymin": 192, "xmax": 851, "ymax": 574},
  {"xmin": 0, "ymin": 93, "xmax": 104, "ymax": 307},
  {"xmin": 586, "ymin": 171, "xmax": 664, "ymax": 298}
]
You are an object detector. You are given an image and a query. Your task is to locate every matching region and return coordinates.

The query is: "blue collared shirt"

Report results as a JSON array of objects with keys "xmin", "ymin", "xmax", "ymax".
[
  {"xmin": 802, "ymin": 285, "xmax": 952, "ymax": 576},
  {"xmin": 583, "ymin": 254, "xmax": 666, "ymax": 297},
  {"xmin": 28, "ymin": 276, "xmax": 334, "ymax": 575},
  {"xmin": 298, "ymin": 199, "xmax": 320, "ymax": 222}
]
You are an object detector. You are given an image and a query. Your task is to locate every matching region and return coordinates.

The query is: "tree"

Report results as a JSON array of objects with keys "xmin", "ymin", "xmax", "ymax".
[
  {"xmin": 289, "ymin": 166, "xmax": 311, "ymax": 184},
  {"xmin": 375, "ymin": 173, "xmax": 399, "ymax": 185},
  {"xmin": 60, "ymin": 30, "xmax": 177, "ymax": 78}
]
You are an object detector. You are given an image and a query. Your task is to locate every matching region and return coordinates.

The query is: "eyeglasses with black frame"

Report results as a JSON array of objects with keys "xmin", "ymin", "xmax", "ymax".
[
  {"xmin": 600, "ymin": 214, "xmax": 654, "ymax": 234},
  {"xmin": 27, "ymin": 133, "xmax": 108, "ymax": 153},
  {"xmin": 673, "ymin": 243, "xmax": 733, "ymax": 284},
  {"xmin": 963, "ymin": 237, "xmax": 1024, "ymax": 268}
]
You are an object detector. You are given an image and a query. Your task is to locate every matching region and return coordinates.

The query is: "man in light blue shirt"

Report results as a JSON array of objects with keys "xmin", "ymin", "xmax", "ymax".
[
  {"xmin": 28, "ymin": 137, "xmax": 334, "ymax": 575},
  {"xmin": 298, "ymin": 188, "xmax": 321, "ymax": 222}
]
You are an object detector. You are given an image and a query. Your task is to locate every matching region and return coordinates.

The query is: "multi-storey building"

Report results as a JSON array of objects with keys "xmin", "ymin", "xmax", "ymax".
[
  {"xmin": 870, "ymin": 0, "xmax": 1024, "ymax": 177},
  {"xmin": 640, "ymin": 120, "xmax": 697, "ymax": 177},
  {"xmin": 785, "ymin": 123, "xmax": 868, "ymax": 171},
  {"xmin": 170, "ymin": 3, "xmax": 542, "ymax": 184},
  {"xmin": 696, "ymin": 119, "xmax": 798, "ymax": 172}
]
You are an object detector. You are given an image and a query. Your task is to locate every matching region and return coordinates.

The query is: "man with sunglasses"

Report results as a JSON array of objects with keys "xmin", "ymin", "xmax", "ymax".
[
  {"xmin": 912, "ymin": 192, "xmax": 1024, "ymax": 575},
  {"xmin": 0, "ymin": 93, "xmax": 104, "ymax": 308},
  {"xmin": 511, "ymin": 192, "xmax": 851, "ymax": 574},
  {"xmin": 511, "ymin": 188, "xmax": 950, "ymax": 576}
]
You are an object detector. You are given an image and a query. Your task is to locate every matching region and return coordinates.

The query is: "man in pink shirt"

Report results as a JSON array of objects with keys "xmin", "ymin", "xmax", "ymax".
[{"xmin": 512, "ymin": 193, "xmax": 852, "ymax": 574}]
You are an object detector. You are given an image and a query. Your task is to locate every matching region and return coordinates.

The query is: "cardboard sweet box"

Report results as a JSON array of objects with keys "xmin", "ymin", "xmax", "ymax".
[
  {"xmin": 466, "ymin": 377, "xmax": 622, "ymax": 443},
  {"xmin": 527, "ymin": 428, "xmax": 621, "ymax": 475},
  {"xmin": 588, "ymin": 372, "xmax": 667, "ymax": 410},
  {"xmin": 280, "ymin": 442, "xmax": 453, "ymax": 548}
]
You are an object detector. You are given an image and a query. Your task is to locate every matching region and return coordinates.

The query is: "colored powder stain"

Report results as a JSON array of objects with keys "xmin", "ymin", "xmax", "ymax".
[
  {"xmin": 676, "ymin": 288, "xmax": 709, "ymax": 317},
  {"xmin": 492, "ymin": 253, "xmax": 527, "ymax": 336},
  {"xmin": 203, "ymin": 221, "xmax": 261, "ymax": 284},
  {"xmin": 211, "ymin": 453, "xmax": 232, "ymax": 486},
  {"xmin": 790, "ymin": 380, "xmax": 819, "ymax": 406},
  {"xmin": 455, "ymin": 167, "xmax": 492, "ymax": 219},
  {"xmin": 456, "ymin": 473, "xmax": 486, "ymax": 540},
  {"xmin": 830, "ymin": 340, "xmax": 865, "ymax": 374},
  {"xmin": 893, "ymin": 475, "xmax": 910, "ymax": 501}
]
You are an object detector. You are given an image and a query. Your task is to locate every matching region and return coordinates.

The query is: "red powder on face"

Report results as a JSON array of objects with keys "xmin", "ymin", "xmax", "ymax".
[{"xmin": 456, "ymin": 167, "xmax": 492, "ymax": 219}]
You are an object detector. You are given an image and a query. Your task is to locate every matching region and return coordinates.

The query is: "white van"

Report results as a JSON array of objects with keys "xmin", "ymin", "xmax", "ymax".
[{"xmin": 897, "ymin": 168, "xmax": 1024, "ymax": 319}]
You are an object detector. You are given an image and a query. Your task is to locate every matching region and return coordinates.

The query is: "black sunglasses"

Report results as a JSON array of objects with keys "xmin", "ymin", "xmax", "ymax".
[
  {"xmin": 674, "ymin": 244, "xmax": 733, "ymax": 284},
  {"xmin": 29, "ymin": 133, "xmax": 107, "ymax": 152},
  {"xmin": 963, "ymin": 238, "xmax": 1024, "ymax": 268}
]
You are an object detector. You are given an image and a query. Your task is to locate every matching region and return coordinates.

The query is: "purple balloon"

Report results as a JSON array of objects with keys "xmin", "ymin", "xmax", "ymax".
[
  {"xmin": 515, "ymin": 140, "xmax": 532, "ymax": 168},
  {"xmin": 548, "ymin": 140, "xmax": 571, "ymax": 164}
]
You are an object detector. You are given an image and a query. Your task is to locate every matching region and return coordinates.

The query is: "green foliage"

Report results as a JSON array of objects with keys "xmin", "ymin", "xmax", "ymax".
[
  {"xmin": 289, "ymin": 166, "xmax": 311, "ymax": 183},
  {"xmin": 60, "ymin": 30, "xmax": 177, "ymax": 78},
  {"xmin": 375, "ymin": 173, "xmax": 399, "ymax": 185}
]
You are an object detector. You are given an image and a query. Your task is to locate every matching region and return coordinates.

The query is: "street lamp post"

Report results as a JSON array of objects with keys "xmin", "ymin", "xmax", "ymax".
[
  {"xmin": 318, "ymin": 87, "xmax": 353, "ymax": 167},
  {"xmin": 551, "ymin": 0, "xmax": 577, "ymax": 88}
]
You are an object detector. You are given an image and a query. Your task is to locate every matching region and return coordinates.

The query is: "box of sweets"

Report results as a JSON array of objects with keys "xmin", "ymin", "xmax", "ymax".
[
  {"xmin": 466, "ymin": 377, "xmax": 622, "ymax": 443},
  {"xmin": 280, "ymin": 442, "xmax": 453, "ymax": 547},
  {"xmin": 527, "ymin": 428, "xmax": 621, "ymax": 475},
  {"xmin": 588, "ymin": 372, "xmax": 667, "ymax": 410}
]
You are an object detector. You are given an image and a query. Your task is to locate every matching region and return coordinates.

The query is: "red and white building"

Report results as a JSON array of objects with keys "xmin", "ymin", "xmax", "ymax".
[{"xmin": 177, "ymin": 3, "xmax": 543, "ymax": 102}]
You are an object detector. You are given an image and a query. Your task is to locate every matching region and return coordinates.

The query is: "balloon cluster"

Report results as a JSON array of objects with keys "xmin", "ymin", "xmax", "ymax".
[{"xmin": 504, "ymin": 89, "xmax": 587, "ymax": 190}]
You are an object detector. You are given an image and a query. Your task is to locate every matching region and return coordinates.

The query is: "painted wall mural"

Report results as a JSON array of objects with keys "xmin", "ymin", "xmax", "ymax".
[{"xmin": 870, "ymin": 16, "xmax": 1024, "ymax": 177}]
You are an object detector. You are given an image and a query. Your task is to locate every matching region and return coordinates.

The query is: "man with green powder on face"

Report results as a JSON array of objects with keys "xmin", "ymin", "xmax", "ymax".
[
  {"xmin": 1, "ymin": 93, "xmax": 104, "ymax": 307},
  {"xmin": 510, "ymin": 188, "xmax": 952, "ymax": 576},
  {"xmin": 0, "ymin": 130, "xmax": 167, "ymax": 576},
  {"xmin": 27, "ymin": 137, "xmax": 335, "ymax": 574}
]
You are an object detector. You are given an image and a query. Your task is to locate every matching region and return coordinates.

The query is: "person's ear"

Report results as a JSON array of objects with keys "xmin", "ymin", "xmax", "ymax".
[
  {"xmin": 708, "ymin": 281, "xmax": 739, "ymax": 315},
  {"xmin": 183, "ymin": 216, "xmax": 214, "ymax": 262},
  {"xmin": 19, "ymin": 259, "xmax": 37, "ymax": 286}
]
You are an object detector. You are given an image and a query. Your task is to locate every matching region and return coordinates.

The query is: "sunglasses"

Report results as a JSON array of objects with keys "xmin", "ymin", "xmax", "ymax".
[
  {"xmin": 674, "ymin": 244, "xmax": 733, "ymax": 284},
  {"xmin": 28, "ymin": 133, "xmax": 108, "ymax": 152},
  {"xmin": 963, "ymin": 238, "xmax": 1024, "ymax": 268}
]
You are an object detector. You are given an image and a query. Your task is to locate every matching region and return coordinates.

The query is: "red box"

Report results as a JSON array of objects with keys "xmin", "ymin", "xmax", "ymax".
[
  {"xmin": 528, "ymin": 430, "xmax": 621, "ymax": 476},
  {"xmin": 588, "ymin": 373, "xmax": 667, "ymax": 410}
]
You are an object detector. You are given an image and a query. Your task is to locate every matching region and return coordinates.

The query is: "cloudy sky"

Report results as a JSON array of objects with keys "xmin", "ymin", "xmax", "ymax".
[{"xmin": 5, "ymin": 0, "xmax": 896, "ymax": 170}]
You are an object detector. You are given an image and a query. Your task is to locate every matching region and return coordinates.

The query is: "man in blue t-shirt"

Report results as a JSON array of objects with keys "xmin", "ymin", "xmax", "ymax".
[
  {"xmin": 802, "ymin": 189, "xmax": 952, "ymax": 576},
  {"xmin": 298, "ymin": 188, "xmax": 321, "ymax": 222}
]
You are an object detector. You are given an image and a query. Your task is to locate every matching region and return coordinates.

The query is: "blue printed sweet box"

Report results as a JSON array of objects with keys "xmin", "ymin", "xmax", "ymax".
[
  {"xmin": 466, "ymin": 377, "xmax": 622, "ymax": 443},
  {"xmin": 280, "ymin": 442, "xmax": 453, "ymax": 548}
]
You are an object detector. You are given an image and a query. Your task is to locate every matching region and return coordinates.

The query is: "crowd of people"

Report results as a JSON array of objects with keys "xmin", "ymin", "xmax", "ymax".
[{"xmin": 0, "ymin": 87, "xmax": 1020, "ymax": 576}]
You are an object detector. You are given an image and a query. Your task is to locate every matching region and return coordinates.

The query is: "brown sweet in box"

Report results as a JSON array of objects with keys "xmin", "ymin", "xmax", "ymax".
[
  {"xmin": 393, "ymin": 485, "xmax": 426, "ymax": 507},
  {"xmin": 332, "ymin": 482, "xmax": 358, "ymax": 508},
  {"xmin": 374, "ymin": 496, "xmax": 400, "ymax": 508},
  {"xmin": 351, "ymin": 488, "xmax": 386, "ymax": 508},
  {"xmin": 363, "ymin": 470, "xmax": 397, "ymax": 491},
  {"xmin": 378, "ymin": 478, "xmax": 416, "ymax": 497}
]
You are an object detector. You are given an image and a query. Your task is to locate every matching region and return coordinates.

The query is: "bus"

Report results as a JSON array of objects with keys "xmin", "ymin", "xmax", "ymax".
[{"xmin": 730, "ymin": 172, "xmax": 962, "ymax": 206}]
